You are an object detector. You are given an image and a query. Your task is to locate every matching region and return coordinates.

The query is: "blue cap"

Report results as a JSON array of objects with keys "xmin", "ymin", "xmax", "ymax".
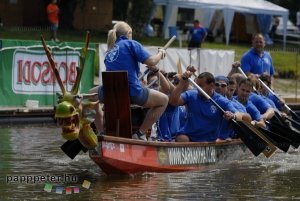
[{"xmin": 215, "ymin": 76, "xmax": 229, "ymax": 85}]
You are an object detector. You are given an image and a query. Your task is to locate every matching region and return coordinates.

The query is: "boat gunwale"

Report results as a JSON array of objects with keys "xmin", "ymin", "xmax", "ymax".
[{"xmin": 98, "ymin": 135, "xmax": 243, "ymax": 147}]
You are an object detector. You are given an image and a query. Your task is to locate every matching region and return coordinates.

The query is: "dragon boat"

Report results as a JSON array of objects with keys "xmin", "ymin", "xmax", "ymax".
[
  {"xmin": 41, "ymin": 33, "xmax": 300, "ymax": 176},
  {"xmin": 88, "ymin": 71, "xmax": 247, "ymax": 175}
]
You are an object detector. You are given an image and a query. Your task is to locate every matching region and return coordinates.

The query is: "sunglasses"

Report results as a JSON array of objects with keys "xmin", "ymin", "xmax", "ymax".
[{"xmin": 215, "ymin": 83, "xmax": 227, "ymax": 88}]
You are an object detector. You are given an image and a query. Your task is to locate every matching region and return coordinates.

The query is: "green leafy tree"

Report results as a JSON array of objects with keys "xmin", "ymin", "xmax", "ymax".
[{"xmin": 112, "ymin": 0, "xmax": 154, "ymax": 37}]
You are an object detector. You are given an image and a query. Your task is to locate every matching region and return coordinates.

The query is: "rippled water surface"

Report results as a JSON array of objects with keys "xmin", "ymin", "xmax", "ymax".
[{"xmin": 0, "ymin": 124, "xmax": 299, "ymax": 201}]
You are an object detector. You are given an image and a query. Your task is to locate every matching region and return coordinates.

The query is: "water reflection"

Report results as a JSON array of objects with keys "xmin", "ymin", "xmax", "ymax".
[{"xmin": 0, "ymin": 125, "xmax": 299, "ymax": 200}]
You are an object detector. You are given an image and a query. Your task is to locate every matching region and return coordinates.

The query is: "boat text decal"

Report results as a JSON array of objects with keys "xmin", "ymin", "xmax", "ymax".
[
  {"xmin": 120, "ymin": 144, "xmax": 125, "ymax": 152},
  {"xmin": 158, "ymin": 146, "xmax": 216, "ymax": 165},
  {"xmin": 102, "ymin": 142, "xmax": 115, "ymax": 150}
]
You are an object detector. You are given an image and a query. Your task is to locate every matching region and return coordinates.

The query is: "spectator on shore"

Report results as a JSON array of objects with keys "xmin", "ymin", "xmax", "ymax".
[
  {"xmin": 240, "ymin": 33, "xmax": 275, "ymax": 89},
  {"xmin": 269, "ymin": 17, "xmax": 280, "ymax": 40},
  {"xmin": 187, "ymin": 20, "xmax": 207, "ymax": 49},
  {"xmin": 47, "ymin": 0, "xmax": 60, "ymax": 42}
]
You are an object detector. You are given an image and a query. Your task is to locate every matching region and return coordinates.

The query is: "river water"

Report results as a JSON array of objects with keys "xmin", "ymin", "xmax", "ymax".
[{"xmin": 0, "ymin": 124, "xmax": 299, "ymax": 201}]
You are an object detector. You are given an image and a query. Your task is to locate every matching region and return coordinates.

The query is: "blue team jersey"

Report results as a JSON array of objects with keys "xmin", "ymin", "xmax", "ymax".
[
  {"xmin": 241, "ymin": 48, "xmax": 275, "ymax": 76},
  {"xmin": 189, "ymin": 26, "xmax": 207, "ymax": 42},
  {"xmin": 249, "ymin": 92, "xmax": 272, "ymax": 114},
  {"xmin": 233, "ymin": 96, "xmax": 261, "ymax": 121},
  {"xmin": 260, "ymin": 94, "xmax": 278, "ymax": 111},
  {"xmin": 178, "ymin": 89, "xmax": 237, "ymax": 142},
  {"xmin": 157, "ymin": 105, "xmax": 186, "ymax": 141},
  {"xmin": 104, "ymin": 36, "xmax": 151, "ymax": 97},
  {"xmin": 266, "ymin": 92, "xmax": 283, "ymax": 111},
  {"xmin": 231, "ymin": 98, "xmax": 247, "ymax": 113},
  {"xmin": 218, "ymin": 98, "xmax": 247, "ymax": 139}
]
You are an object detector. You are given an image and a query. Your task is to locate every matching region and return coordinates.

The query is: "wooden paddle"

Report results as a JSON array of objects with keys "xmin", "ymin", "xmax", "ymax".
[
  {"xmin": 268, "ymin": 112, "xmax": 300, "ymax": 149},
  {"xmin": 258, "ymin": 78, "xmax": 300, "ymax": 121},
  {"xmin": 257, "ymin": 77, "xmax": 300, "ymax": 131},
  {"xmin": 139, "ymin": 68, "xmax": 150, "ymax": 80},
  {"xmin": 162, "ymin": 35, "xmax": 176, "ymax": 50},
  {"xmin": 257, "ymin": 127, "xmax": 291, "ymax": 152},
  {"xmin": 258, "ymin": 78, "xmax": 300, "ymax": 148},
  {"xmin": 188, "ymin": 78, "xmax": 276, "ymax": 158}
]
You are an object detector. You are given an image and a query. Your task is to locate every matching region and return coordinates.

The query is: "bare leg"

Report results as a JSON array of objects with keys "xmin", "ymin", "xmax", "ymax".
[
  {"xmin": 94, "ymin": 103, "xmax": 104, "ymax": 132},
  {"xmin": 139, "ymin": 89, "xmax": 168, "ymax": 134},
  {"xmin": 89, "ymin": 86, "xmax": 104, "ymax": 132}
]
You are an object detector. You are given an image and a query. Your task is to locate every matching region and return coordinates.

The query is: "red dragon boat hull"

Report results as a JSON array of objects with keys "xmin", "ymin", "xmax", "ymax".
[{"xmin": 89, "ymin": 136, "xmax": 247, "ymax": 175}]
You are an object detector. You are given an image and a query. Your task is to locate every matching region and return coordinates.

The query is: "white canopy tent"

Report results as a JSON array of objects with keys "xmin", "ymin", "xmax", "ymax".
[{"xmin": 154, "ymin": 0, "xmax": 289, "ymax": 47}]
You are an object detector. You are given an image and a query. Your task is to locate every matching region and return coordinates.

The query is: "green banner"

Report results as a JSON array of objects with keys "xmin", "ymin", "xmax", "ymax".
[{"xmin": 0, "ymin": 39, "xmax": 96, "ymax": 107}]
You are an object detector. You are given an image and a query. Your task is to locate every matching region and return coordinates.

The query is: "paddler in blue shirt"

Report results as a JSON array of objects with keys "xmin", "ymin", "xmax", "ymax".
[{"xmin": 169, "ymin": 71, "xmax": 244, "ymax": 142}]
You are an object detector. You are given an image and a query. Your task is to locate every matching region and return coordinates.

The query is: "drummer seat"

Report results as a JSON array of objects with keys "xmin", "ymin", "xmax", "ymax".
[{"xmin": 102, "ymin": 71, "xmax": 132, "ymax": 138}]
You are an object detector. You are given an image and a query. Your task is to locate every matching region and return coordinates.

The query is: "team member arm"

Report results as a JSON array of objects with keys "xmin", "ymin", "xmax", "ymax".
[
  {"xmin": 248, "ymin": 105, "xmax": 266, "ymax": 128},
  {"xmin": 227, "ymin": 61, "xmax": 241, "ymax": 77},
  {"xmin": 261, "ymin": 107, "xmax": 275, "ymax": 121},
  {"xmin": 169, "ymin": 72, "xmax": 192, "ymax": 106},
  {"xmin": 144, "ymin": 49, "xmax": 166, "ymax": 66},
  {"xmin": 252, "ymin": 118, "xmax": 266, "ymax": 128},
  {"xmin": 221, "ymin": 100, "xmax": 244, "ymax": 122},
  {"xmin": 145, "ymin": 66, "xmax": 171, "ymax": 94}
]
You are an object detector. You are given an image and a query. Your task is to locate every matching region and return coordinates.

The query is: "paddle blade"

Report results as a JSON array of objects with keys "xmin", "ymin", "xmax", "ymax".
[
  {"xmin": 258, "ymin": 127, "xmax": 290, "ymax": 152},
  {"xmin": 238, "ymin": 121, "xmax": 277, "ymax": 158},
  {"xmin": 60, "ymin": 139, "xmax": 87, "ymax": 159},
  {"xmin": 232, "ymin": 121, "xmax": 267, "ymax": 156},
  {"xmin": 267, "ymin": 121, "xmax": 300, "ymax": 149},
  {"xmin": 289, "ymin": 115, "xmax": 300, "ymax": 131},
  {"xmin": 290, "ymin": 109, "xmax": 300, "ymax": 121},
  {"xmin": 233, "ymin": 120, "xmax": 276, "ymax": 158}
]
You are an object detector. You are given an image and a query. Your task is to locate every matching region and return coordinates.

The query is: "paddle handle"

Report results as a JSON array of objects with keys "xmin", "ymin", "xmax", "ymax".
[
  {"xmin": 139, "ymin": 68, "xmax": 150, "ymax": 80},
  {"xmin": 188, "ymin": 78, "xmax": 225, "ymax": 113},
  {"xmin": 286, "ymin": 116, "xmax": 300, "ymax": 125},
  {"xmin": 162, "ymin": 35, "xmax": 176, "ymax": 50},
  {"xmin": 238, "ymin": 67, "xmax": 259, "ymax": 91},
  {"xmin": 258, "ymin": 77, "xmax": 300, "ymax": 118},
  {"xmin": 146, "ymin": 77, "xmax": 158, "ymax": 88},
  {"xmin": 238, "ymin": 67, "xmax": 247, "ymax": 78}
]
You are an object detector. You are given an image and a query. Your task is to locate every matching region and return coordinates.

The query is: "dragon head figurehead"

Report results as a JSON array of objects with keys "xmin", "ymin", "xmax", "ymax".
[{"xmin": 55, "ymin": 101, "xmax": 80, "ymax": 141}]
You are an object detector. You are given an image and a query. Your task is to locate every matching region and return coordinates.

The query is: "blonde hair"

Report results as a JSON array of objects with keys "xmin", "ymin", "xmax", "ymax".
[{"xmin": 107, "ymin": 21, "xmax": 132, "ymax": 50}]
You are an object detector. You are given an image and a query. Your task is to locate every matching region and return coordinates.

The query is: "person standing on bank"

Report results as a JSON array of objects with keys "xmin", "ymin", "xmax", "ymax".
[
  {"xmin": 47, "ymin": 0, "xmax": 60, "ymax": 42},
  {"xmin": 187, "ymin": 20, "xmax": 207, "ymax": 49},
  {"xmin": 103, "ymin": 21, "xmax": 168, "ymax": 141},
  {"xmin": 240, "ymin": 33, "xmax": 275, "ymax": 89}
]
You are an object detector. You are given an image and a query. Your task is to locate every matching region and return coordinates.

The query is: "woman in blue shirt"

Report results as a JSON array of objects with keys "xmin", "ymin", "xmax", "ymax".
[{"xmin": 93, "ymin": 21, "xmax": 169, "ymax": 141}]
